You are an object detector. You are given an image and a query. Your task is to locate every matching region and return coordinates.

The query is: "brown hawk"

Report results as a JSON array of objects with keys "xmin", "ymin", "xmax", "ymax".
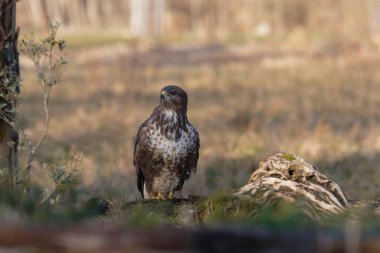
[{"xmin": 133, "ymin": 85, "xmax": 200, "ymax": 199}]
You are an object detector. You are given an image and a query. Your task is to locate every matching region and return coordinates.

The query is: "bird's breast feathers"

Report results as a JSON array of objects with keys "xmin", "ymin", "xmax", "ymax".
[{"xmin": 144, "ymin": 121, "xmax": 197, "ymax": 160}]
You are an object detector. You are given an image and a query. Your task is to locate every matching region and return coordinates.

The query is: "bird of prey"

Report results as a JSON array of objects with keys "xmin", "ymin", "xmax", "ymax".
[{"xmin": 133, "ymin": 85, "xmax": 200, "ymax": 199}]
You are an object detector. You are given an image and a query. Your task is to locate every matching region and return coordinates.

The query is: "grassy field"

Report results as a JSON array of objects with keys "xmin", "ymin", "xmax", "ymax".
[{"xmin": 18, "ymin": 39, "xmax": 380, "ymax": 208}]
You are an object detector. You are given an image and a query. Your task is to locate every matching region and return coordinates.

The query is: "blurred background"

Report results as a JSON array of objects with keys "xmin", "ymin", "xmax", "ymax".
[{"xmin": 16, "ymin": 0, "xmax": 380, "ymax": 201}]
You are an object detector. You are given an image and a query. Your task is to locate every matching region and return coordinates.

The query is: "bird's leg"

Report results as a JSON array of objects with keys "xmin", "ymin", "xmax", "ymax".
[{"xmin": 168, "ymin": 192, "xmax": 174, "ymax": 199}]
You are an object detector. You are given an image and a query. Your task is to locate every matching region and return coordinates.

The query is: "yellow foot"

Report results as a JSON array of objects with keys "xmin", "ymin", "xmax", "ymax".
[
  {"xmin": 151, "ymin": 192, "xmax": 174, "ymax": 200},
  {"xmin": 150, "ymin": 192, "xmax": 165, "ymax": 200},
  {"xmin": 157, "ymin": 192, "xmax": 165, "ymax": 200}
]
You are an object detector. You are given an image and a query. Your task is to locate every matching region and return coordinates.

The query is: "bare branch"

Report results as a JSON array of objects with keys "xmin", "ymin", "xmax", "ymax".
[{"xmin": 19, "ymin": 21, "xmax": 66, "ymax": 176}]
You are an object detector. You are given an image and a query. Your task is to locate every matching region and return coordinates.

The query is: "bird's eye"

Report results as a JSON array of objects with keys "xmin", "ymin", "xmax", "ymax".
[{"xmin": 169, "ymin": 91, "xmax": 176, "ymax": 96}]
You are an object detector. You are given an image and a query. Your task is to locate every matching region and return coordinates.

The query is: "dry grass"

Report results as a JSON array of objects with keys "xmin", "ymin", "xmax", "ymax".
[{"xmin": 18, "ymin": 42, "xmax": 380, "ymax": 202}]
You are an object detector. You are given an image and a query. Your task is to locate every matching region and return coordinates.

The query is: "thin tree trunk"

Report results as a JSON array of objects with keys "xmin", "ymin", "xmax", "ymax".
[
  {"xmin": 66, "ymin": 0, "xmax": 85, "ymax": 28},
  {"xmin": 152, "ymin": 0, "xmax": 165, "ymax": 36},
  {"xmin": 130, "ymin": 0, "xmax": 149, "ymax": 37},
  {"xmin": 27, "ymin": 0, "xmax": 44, "ymax": 27},
  {"xmin": 368, "ymin": 0, "xmax": 380, "ymax": 36},
  {"xmin": 0, "ymin": 0, "xmax": 19, "ymax": 187},
  {"xmin": 86, "ymin": 0, "xmax": 100, "ymax": 27},
  {"xmin": 46, "ymin": 0, "xmax": 63, "ymax": 23},
  {"xmin": 190, "ymin": 0, "xmax": 202, "ymax": 37},
  {"xmin": 102, "ymin": 0, "xmax": 114, "ymax": 26}
]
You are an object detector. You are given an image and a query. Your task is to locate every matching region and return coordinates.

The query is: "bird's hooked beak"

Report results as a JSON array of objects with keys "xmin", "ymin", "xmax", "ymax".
[{"xmin": 160, "ymin": 90, "xmax": 167, "ymax": 100}]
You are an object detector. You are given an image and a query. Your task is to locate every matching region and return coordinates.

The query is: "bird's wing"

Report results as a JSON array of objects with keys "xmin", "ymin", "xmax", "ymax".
[
  {"xmin": 185, "ymin": 126, "xmax": 200, "ymax": 180},
  {"xmin": 133, "ymin": 119, "xmax": 150, "ymax": 197}
]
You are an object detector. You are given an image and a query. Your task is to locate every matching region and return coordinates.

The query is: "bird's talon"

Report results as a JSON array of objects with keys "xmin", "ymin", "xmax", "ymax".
[
  {"xmin": 157, "ymin": 192, "xmax": 165, "ymax": 200},
  {"xmin": 168, "ymin": 192, "xmax": 174, "ymax": 199}
]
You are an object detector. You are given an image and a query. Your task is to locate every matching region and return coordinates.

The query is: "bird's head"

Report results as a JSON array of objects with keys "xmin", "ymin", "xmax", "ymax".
[{"xmin": 159, "ymin": 85, "xmax": 188, "ymax": 111}]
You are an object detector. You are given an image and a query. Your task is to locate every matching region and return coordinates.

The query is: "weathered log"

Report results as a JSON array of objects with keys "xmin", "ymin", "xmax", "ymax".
[{"xmin": 235, "ymin": 152, "xmax": 349, "ymax": 221}]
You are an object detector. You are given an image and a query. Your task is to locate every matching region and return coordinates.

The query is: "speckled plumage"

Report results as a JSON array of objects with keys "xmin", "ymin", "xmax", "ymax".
[{"xmin": 133, "ymin": 85, "xmax": 200, "ymax": 199}]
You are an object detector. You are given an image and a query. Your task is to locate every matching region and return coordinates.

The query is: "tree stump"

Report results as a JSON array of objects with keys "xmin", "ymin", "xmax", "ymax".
[{"xmin": 235, "ymin": 152, "xmax": 349, "ymax": 221}]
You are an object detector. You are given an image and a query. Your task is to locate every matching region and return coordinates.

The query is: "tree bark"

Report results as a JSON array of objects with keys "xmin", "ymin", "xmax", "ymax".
[{"xmin": 0, "ymin": 0, "xmax": 19, "ymax": 184}]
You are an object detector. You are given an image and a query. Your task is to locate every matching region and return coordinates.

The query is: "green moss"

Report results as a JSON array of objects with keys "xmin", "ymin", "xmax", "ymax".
[
  {"xmin": 253, "ymin": 202, "xmax": 313, "ymax": 229},
  {"xmin": 281, "ymin": 153, "xmax": 296, "ymax": 161},
  {"xmin": 121, "ymin": 198, "xmax": 203, "ymax": 227}
]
